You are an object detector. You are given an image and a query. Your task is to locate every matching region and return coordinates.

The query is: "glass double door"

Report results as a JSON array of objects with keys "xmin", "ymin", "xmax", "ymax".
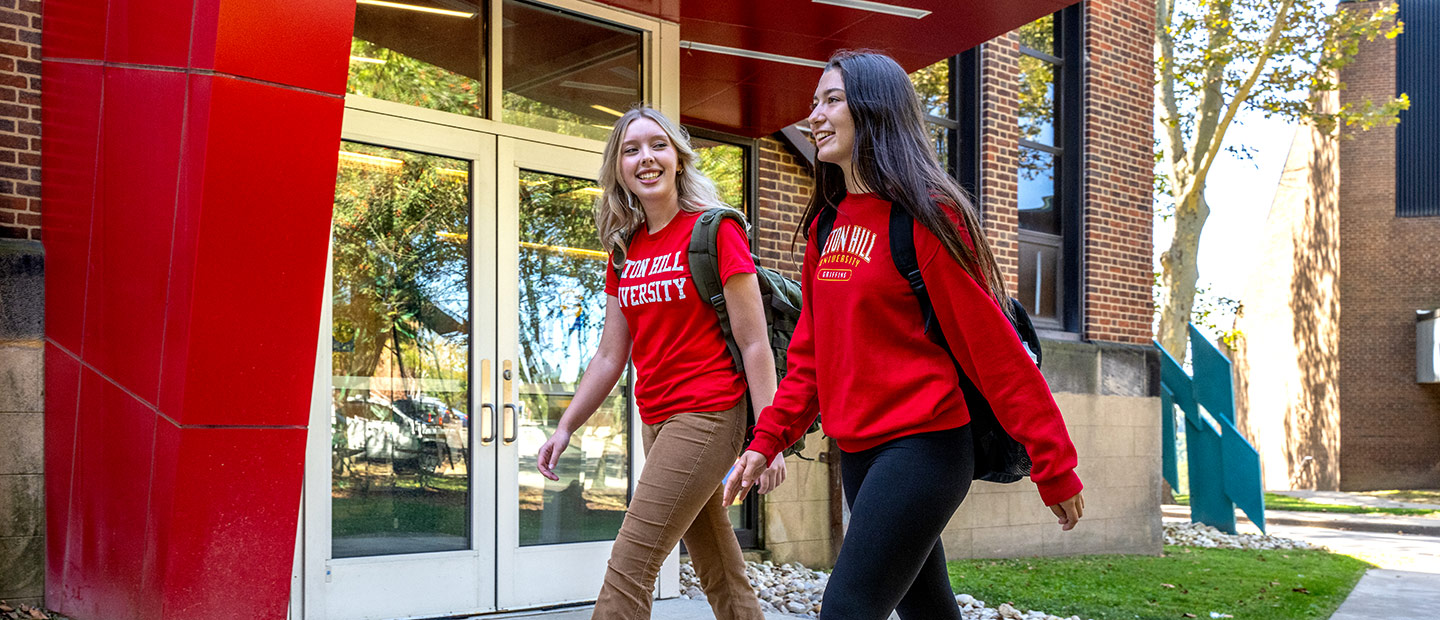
[{"xmin": 305, "ymin": 108, "xmax": 638, "ymax": 620}]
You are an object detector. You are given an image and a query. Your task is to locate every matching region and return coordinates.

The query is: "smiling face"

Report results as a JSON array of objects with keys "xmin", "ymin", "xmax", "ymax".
[
  {"xmin": 808, "ymin": 69, "xmax": 856, "ymax": 171},
  {"xmin": 618, "ymin": 117, "xmax": 681, "ymax": 209}
]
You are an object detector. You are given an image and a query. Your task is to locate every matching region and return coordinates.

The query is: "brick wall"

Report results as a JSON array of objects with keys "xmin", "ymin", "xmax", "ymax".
[
  {"xmin": 0, "ymin": 0, "xmax": 40, "ymax": 241},
  {"xmin": 1231, "ymin": 89, "xmax": 1343, "ymax": 491},
  {"xmin": 1336, "ymin": 1, "xmax": 1440, "ymax": 490},
  {"xmin": 755, "ymin": 137, "xmax": 810, "ymax": 280},
  {"xmin": 1081, "ymin": 0, "xmax": 1154, "ymax": 345},
  {"xmin": 980, "ymin": 34, "xmax": 1022, "ymax": 293}
]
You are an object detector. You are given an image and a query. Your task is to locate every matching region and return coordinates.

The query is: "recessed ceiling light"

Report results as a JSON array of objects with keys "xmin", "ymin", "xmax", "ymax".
[
  {"xmin": 563, "ymin": 81, "xmax": 637, "ymax": 96},
  {"xmin": 357, "ymin": 0, "xmax": 476, "ymax": 19},
  {"xmin": 680, "ymin": 41, "xmax": 828, "ymax": 69},
  {"xmin": 813, "ymin": 0, "xmax": 930, "ymax": 19}
]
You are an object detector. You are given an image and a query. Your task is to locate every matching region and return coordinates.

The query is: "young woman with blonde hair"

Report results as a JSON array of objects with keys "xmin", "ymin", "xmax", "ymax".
[{"xmin": 535, "ymin": 106, "xmax": 783, "ymax": 619}]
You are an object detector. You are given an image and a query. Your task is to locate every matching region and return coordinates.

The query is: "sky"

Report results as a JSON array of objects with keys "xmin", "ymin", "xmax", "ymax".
[
  {"xmin": 1152, "ymin": 0, "xmax": 1351, "ymax": 344},
  {"xmin": 1153, "ymin": 109, "xmax": 1300, "ymax": 343}
]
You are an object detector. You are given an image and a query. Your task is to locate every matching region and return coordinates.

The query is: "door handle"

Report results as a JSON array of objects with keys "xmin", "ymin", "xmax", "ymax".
[
  {"xmin": 502, "ymin": 360, "xmax": 520, "ymax": 445},
  {"xmin": 503, "ymin": 403, "xmax": 521, "ymax": 445},
  {"xmin": 480, "ymin": 359, "xmax": 495, "ymax": 445}
]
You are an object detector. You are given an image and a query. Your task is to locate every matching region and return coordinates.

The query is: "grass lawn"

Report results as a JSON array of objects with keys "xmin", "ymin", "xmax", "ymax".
[
  {"xmin": 948, "ymin": 545, "xmax": 1372, "ymax": 620},
  {"xmin": 1173, "ymin": 493, "xmax": 1440, "ymax": 517}
]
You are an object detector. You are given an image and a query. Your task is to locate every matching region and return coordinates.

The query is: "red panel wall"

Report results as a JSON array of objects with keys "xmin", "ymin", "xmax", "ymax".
[{"xmin": 41, "ymin": 1, "xmax": 354, "ymax": 617}]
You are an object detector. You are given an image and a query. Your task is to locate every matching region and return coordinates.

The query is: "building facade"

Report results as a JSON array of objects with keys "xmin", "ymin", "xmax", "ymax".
[
  {"xmin": 1233, "ymin": 0, "xmax": 1440, "ymax": 492},
  {"xmin": 0, "ymin": 0, "xmax": 1159, "ymax": 617}
]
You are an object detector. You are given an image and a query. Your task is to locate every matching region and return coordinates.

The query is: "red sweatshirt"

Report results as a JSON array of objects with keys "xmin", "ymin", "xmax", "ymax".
[{"xmin": 748, "ymin": 193, "xmax": 1083, "ymax": 506}]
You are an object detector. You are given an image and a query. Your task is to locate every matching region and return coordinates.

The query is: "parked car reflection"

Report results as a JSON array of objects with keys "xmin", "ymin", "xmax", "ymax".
[{"xmin": 333, "ymin": 396, "xmax": 446, "ymax": 475}]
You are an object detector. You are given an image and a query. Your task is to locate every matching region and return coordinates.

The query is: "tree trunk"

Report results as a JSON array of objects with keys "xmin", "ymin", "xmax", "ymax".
[{"xmin": 1157, "ymin": 191, "xmax": 1210, "ymax": 364}]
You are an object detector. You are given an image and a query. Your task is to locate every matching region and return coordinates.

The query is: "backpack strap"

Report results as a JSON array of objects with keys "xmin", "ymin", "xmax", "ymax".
[
  {"xmin": 688, "ymin": 207, "xmax": 749, "ymax": 372},
  {"xmin": 889, "ymin": 204, "xmax": 988, "ymax": 399},
  {"xmin": 888, "ymin": 206, "xmax": 940, "ymax": 336},
  {"xmin": 815, "ymin": 207, "xmax": 837, "ymax": 260}
]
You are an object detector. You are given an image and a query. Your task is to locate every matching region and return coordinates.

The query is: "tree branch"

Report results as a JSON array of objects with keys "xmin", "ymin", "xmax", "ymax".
[
  {"xmin": 1188, "ymin": 0, "xmax": 1234, "ymax": 197},
  {"xmin": 1184, "ymin": 0, "xmax": 1296, "ymax": 204},
  {"xmin": 1156, "ymin": 0, "xmax": 1188, "ymax": 190}
]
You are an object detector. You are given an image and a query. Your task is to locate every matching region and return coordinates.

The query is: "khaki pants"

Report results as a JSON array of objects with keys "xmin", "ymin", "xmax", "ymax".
[{"xmin": 591, "ymin": 398, "xmax": 764, "ymax": 620}]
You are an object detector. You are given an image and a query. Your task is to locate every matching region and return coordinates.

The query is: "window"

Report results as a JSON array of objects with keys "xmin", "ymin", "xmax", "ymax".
[
  {"xmin": 348, "ymin": 0, "xmax": 488, "ymax": 117},
  {"xmin": 501, "ymin": 0, "xmax": 644, "ymax": 142},
  {"xmin": 1016, "ymin": 8, "xmax": 1082, "ymax": 331},
  {"xmin": 686, "ymin": 128, "xmax": 761, "ymax": 547},
  {"xmin": 1397, "ymin": 0, "xmax": 1440, "ymax": 217},
  {"xmin": 346, "ymin": 0, "xmax": 649, "ymax": 142},
  {"xmin": 912, "ymin": 59, "xmax": 955, "ymax": 172},
  {"xmin": 690, "ymin": 133, "xmax": 754, "ymax": 216},
  {"xmin": 909, "ymin": 52, "xmax": 979, "ymax": 192}
]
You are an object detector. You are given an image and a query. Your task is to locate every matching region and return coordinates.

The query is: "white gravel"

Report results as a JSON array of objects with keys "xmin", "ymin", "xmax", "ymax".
[
  {"xmin": 1164, "ymin": 521, "xmax": 1315, "ymax": 550},
  {"xmin": 679, "ymin": 524, "xmax": 1312, "ymax": 618},
  {"xmin": 679, "ymin": 560, "xmax": 1087, "ymax": 620}
]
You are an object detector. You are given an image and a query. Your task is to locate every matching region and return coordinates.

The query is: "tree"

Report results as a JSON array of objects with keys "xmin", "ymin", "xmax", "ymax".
[{"xmin": 1154, "ymin": 0, "xmax": 1406, "ymax": 362}]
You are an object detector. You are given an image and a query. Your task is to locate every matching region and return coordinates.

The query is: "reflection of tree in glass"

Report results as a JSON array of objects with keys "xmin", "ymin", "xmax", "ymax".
[
  {"xmin": 909, "ymin": 60, "xmax": 949, "ymax": 119},
  {"xmin": 1017, "ymin": 55, "xmax": 1054, "ymax": 145},
  {"xmin": 1019, "ymin": 14, "xmax": 1055, "ymax": 54},
  {"xmin": 347, "ymin": 39, "xmax": 484, "ymax": 118},
  {"xmin": 515, "ymin": 172, "xmax": 631, "ymax": 428},
  {"xmin": 331, "ymin": 144, "xmax": 471, "ymax": 412},
  {"xmin": 504, "ymin": 92, "xmax": 617, "ymax": 142},
  {"xmin": 1017, "ymin": 17, "xmax": 1058, "ymax": 191},
  {"xmin": 693, "ymin": 142, "xmax": 745, "ymax": 212}
]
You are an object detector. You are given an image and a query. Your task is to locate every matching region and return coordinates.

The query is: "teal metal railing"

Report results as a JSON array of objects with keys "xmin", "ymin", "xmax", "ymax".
[{"xmin": 1157, "ymin": 325, "xmax": 1265, "ymax": 534}]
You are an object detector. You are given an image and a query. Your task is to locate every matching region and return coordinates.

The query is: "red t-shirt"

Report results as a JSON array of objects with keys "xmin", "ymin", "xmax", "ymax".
[
  {"xmin": 748, "ymin": 193, "xmax": 1083, "ymax": 506},
  {"xmin": 604, "ymin": 210, "xmax": 757, "ymax": 424}
]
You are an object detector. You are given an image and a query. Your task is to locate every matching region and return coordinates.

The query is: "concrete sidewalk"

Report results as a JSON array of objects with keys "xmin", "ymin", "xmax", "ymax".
[
  {"xmin": 1269, "ymin": 490, "xmax": 1440, "ymax": 512},
  {"xmin": 1162, "ymin": 504, "xmax": 1440, "ymax": 536},
  {"xmin": 1329, "ymin": 570, "xmax": 1440, "ymax": 620}
]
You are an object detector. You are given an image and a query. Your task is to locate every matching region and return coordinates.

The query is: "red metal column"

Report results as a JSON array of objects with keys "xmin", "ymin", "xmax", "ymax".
[{"xmin": 41, "ymin": 2, "xmax": 354, "ymax": 618}]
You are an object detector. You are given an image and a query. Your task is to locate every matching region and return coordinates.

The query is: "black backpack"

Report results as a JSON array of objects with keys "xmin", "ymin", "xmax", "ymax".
[
  {"xmin": 817, "ymin": 205, "xmax": 1041, "ymax": 483},
  {"xmin": 617, "ymin": 208, "xmax": 820, "ymax": 456}
]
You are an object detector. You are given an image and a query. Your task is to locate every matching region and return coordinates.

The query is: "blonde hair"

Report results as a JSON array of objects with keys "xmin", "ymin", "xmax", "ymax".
[{"xmin": 596, "ymin": 106, "xmax": 738, "ymax": 267}]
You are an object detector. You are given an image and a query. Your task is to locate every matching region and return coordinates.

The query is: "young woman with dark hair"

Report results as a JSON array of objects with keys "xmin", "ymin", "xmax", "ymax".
[
  {"xmin": 537, "ymin": 106, "xmax": 785, "ymax": 619},
  {"xmin": 723, "ymin": 50, "xmax": 1085, "ymax": 619}
]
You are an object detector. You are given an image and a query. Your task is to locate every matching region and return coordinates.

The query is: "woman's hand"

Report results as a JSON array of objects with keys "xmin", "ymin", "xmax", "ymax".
[
  {"xmin": 722, "ymin": 450, "xmax": 770, "ymax": 505},
  {"xmin": 757, "ymin": 455, "xmax": 788, "ymax": 495},
  {"xmin": 537, "ymin": 429, "xmax": 573, "ymax": 481},
  {"xmin": 1048, "ymin": 491, "xmax": 1085, "ymax": 531}
]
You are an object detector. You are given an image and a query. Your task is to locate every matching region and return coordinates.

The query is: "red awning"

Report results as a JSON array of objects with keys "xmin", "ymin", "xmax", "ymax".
[{"xmin": 597, "ymin": 0, "xmax": 1078, "ymax": 137}]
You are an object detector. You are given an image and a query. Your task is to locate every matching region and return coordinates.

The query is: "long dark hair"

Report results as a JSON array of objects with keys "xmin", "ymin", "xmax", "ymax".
[{"xmin": 800, "ymin": 50, "xmax": 1011, "ymax": 316}]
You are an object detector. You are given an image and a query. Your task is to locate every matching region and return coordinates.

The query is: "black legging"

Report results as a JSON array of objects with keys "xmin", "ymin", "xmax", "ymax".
[{"xmin": 821, "ymin": 424, "xmax": 975, "ymax": 620}]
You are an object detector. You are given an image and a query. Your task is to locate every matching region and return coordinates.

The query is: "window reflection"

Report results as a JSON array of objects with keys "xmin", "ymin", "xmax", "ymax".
[
  {"xmin": 1019, "ymin": 14, "xmax": 1055, "ymax": 55},
  {"xmin": 1017, "ymin": 55, "xmax": 1055, "ymax": 146},
  {"xmin": 911, "ymin": 60, "xmax": 950, "ymax": 119},
  {"xmin": 1019, "ymin": 236, "xmax": 1061, "ymax": 321},
  {"xmin": 1018, "ymin": 147, "xmax": 1059, "ymax": 234},
  {"xmin": 502, "ymin": 0, "xmax": 644, "ymax": 142},
  {"xmin": 348, "ymin": 1, "xmax": 486, "ymax": 117},
  {"xmin": 911, "ymin": 59, "xmax": 955, "ymax": 172},
  {"xmin": 928, "ymin": 123, "xmax": 951, "ymax": 171},
  {"xmin": 692, "ymin": 137, "xmax": 747, "ymax": 214},
  {"xmin": 516, "ymin": 170, "xmax": 631, "ymax": 546},
  {"xmin": 331, "ymin": 142, "xmax": 472, "ymax": 558}
]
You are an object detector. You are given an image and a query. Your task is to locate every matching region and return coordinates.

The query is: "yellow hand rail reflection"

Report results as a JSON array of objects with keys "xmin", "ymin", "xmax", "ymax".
[{"xmin": 433, "ymin": 232, "xmax": 606, "ymax": 261}]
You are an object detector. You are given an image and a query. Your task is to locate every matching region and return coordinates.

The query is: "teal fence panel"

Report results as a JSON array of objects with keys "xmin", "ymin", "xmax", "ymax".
[{"xmin": 1155, "ymin": 326, "xmax": 1266, "ymax": 534}]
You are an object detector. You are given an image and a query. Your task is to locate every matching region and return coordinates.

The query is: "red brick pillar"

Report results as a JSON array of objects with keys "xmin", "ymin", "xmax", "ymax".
[{"xmin": 41, "ymin": 2, "xmax": 354, "ymax": 618}]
